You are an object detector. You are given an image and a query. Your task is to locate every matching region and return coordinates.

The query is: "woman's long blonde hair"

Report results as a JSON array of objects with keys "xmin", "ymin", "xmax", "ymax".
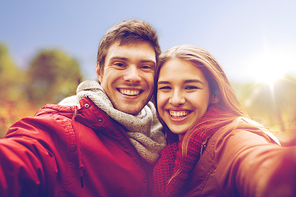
[{"xmin": 154, "ymin": 45, "xmax": 249, "ymax": 183}]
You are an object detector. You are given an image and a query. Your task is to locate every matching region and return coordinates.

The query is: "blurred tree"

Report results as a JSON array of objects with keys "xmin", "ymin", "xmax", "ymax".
[
  {"xmin": 0, "ymin": 43, "xmax": 25, "ymax": 137},
  {"xmin": 239, "ymin": 76, "xmax": 296, "ymax": 133},
  {"xmin": 0, "ymin": 43, "xmax": 23, "ymax": 100},
  {"xmin": 274, "ymin": 76, "xmax": 296, "ymax": 133},
  {"xmin": 25, "ymin": 49, "xmax": 82, "ymax": 105}
]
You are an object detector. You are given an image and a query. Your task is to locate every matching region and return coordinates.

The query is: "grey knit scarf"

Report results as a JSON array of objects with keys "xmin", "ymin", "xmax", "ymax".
[{"xmin": 59, "ymin": 80, "xmax": 166, "ymax": 164}]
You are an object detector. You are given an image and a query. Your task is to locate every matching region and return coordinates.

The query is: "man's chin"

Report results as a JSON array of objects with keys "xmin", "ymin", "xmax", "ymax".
[{"xmin": 116, "ymin": 105, "xmax": 143, "ymax": 115}]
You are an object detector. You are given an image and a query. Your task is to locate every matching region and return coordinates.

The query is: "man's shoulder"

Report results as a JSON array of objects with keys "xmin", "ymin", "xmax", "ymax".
[
  {"xmin": 58, "ymin": 80, "xmax": 101, "ymax": 107},
  {"xmin": 58, "ymin": 95, "xmax": 79, "ymax": 106},
  {"xmin": 35, "ymin": 103, "xmax": 76, "ymax": 118}
]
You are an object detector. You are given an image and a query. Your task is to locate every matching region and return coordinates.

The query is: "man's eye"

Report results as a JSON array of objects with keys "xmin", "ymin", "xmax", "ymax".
[
  {"xmin": 141, "ymin": 65, "xmax": 155, "ymax": 71},
  {"xmin": 114, "ymin": 62, "xmax": 125, "ymax": 67}
]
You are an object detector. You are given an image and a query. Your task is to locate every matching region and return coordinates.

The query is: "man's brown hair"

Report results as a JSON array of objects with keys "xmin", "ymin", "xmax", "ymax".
[{"xmin": 96, "ymin": 20, "xmax": 161, "ymax": 74}]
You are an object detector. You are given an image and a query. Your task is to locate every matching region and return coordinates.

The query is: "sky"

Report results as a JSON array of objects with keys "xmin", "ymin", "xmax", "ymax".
[{"xmin": 1, "ymin": 0, "xmax": 296, "ymax": 83}]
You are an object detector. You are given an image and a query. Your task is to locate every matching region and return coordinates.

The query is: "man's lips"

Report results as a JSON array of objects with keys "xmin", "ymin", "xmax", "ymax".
[{"xmin": 118, "ymin": 88, "xmax": 142, "ymax": 96}]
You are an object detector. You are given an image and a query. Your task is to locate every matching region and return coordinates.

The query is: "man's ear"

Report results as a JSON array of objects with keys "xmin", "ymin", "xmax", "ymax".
[{"xmin": 96, "ymin": 62, "xmax": 103, "ymax": 84}]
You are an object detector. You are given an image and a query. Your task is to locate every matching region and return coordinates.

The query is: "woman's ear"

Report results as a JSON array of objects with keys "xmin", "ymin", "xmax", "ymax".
[
  {"xmin": 211, "ymin": 89, "xmax": 220, "ymax": 104},
  {"xmin": 211, "ymin": 94, "xmax": 221, "ymax": 104}
]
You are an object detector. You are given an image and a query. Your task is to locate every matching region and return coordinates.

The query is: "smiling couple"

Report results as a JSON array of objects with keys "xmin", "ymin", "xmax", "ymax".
[{"xmin": 1, "ymin": 20, "xmax": 296, "ymax": 197}]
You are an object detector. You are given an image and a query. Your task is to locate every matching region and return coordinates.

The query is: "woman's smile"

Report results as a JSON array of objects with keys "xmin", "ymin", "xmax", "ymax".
[
  {"xmin": 169, "ymin": 110, "xmax": 190, "ymax": 118},
  {"xmin": 157, "ymin": 58, "xmax": 213, "ymax": 137}
]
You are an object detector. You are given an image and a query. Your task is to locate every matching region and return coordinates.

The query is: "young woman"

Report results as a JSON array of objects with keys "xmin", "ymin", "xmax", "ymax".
[{"xmin": 152, "ymin": 45, "xmax": 296, "ymax": 197}]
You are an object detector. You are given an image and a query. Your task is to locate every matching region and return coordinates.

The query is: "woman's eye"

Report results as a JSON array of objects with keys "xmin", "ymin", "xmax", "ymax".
[
  {"xmin": 158, "ymin": 86, "xmax": 171, "ymax": 90},
  {"xmin": 185, "ymin": 86, "xmax": 199, "ymax": 90}
]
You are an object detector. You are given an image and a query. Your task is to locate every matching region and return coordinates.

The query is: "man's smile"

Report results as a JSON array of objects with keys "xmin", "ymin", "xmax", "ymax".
[{"xmin": 118, "ymin": 88, "xmax": 141, "ymax": 96}]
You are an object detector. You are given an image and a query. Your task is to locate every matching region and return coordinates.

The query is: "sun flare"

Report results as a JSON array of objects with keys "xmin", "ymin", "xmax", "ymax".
[
  {"xmin": 258, "ymin": 69, "xmax": 282, "ymax": 89},
  {"xmin": 244, "ymin": 46, "xmax": 296, "ymax": 87}
]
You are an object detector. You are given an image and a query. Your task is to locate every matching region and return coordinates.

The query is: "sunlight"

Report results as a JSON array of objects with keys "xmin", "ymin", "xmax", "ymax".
[
  {"xmin": 244, "ymin": 45, "xmax": 296, "ymax": 88},
  {"xmin": 258, "ymin": 67, "xmax": 282, "ymax": 90},
  {"xmin": 250, "ymin": 54, "xmax": 283, "ymax": 91}
]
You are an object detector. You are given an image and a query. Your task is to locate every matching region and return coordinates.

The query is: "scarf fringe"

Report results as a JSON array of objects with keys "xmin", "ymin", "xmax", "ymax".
[
  {"xmin": 59, "ymin": 80, "xmax": 166, "ymax": 164},
  {"xmin": 152, "ymin": 104, "xmax": 237, "ymax": 197}
]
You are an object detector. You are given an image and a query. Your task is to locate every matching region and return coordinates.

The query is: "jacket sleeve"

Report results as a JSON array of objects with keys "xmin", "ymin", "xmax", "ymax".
[
  {"xmin": 216, "ymin": 128, "xmax": 296, "ymax": 197},
  {"xmin": 0, "ymin": 114, "xmax": 69, "ymax": 197}
]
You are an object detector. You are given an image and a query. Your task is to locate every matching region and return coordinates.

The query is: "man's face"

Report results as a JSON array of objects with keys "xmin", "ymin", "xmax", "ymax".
[{"xmin": 97, "ymin": 40, "xmax": 156, "ymax": 115}]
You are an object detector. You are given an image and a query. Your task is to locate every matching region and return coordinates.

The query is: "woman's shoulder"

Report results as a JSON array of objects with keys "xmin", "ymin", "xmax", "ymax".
[
  {"xmin": 186, "ymin": 118, "xmax": 283, "ymax": 196},
  {"xmin": 210, "ymin": 117, "xmax": 280, "ymax": 147}
]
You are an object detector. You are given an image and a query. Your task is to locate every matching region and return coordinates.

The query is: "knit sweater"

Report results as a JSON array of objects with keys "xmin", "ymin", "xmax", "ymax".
[
  {"xmin": 152, "ymin": 104, "xmax": 236, "ymax": 196},
  {"xmin": 59, "ymin": 80, "xmax": 166, "ymax": 164}
]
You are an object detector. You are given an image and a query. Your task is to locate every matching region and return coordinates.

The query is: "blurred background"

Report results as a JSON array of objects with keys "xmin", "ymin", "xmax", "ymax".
[{"xmin": 1, "ymin": 0, "xmax": 296, "ymax": 139}]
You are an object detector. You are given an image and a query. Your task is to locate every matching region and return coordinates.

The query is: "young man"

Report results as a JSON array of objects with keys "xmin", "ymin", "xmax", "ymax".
[{"xmin": 0, "ymin": 20, "xmax": 166, "ymax": 197}]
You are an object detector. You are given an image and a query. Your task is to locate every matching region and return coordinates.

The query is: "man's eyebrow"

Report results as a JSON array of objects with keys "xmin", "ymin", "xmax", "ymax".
[
  {"xmin": 110, "ymin": 57, "xmax": 155, "ymax": 64},
  {"xmin": 110, "ymin": 56, "xmax": 128, "ymax": 61},
  {"xmin": 140, "ymin": 59, "xmax": 156, "ymax": 63}
]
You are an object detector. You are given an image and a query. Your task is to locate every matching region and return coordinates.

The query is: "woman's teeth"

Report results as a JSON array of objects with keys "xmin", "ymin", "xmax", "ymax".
[{"xmin": 169, "ymin": 110, "xmax": 188, "ymax": 118}]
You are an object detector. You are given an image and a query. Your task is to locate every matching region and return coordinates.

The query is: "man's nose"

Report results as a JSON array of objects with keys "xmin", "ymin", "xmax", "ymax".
[{"xmin": 123, "ymin": 66, "xmax": 141, "ymax": 84}]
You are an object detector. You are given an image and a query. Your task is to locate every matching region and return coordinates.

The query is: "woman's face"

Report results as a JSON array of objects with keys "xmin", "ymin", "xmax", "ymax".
[{"xmin": 157, "ymin": 58, "xmax": 214, "ymax": 138}]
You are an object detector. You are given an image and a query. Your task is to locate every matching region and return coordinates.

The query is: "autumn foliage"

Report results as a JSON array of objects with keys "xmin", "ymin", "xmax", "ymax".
[
  {"xmin": 1, "ymin": 43, "xmax": 296, "ymax": 140},
  {"xmin": 0, "ymin": 43, "xmax": 82, "ymax": 137}
]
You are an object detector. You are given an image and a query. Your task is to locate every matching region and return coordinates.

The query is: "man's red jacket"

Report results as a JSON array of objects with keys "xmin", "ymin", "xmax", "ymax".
[{"xmin": 0, "ymin": 97, "xmax": 151, "ymax": 196}]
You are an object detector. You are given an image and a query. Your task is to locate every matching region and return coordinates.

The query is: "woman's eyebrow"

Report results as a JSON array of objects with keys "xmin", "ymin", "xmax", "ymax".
[
  {"xmin": 184, "ymin": 79, "xmax": 204, "ymax": 84},
  {"xmin": 158, "ymin": 79, "xmax": 203, "ymax": 84},
  {"xmin": 157, "ymin": 81, "xmax": 170, "ymax": 85}
]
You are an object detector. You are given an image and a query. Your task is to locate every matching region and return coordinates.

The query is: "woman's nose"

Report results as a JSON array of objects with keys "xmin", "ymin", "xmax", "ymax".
[{"xmin": 169, "ymin": 90, "xmax": 185, "ymax": 106}]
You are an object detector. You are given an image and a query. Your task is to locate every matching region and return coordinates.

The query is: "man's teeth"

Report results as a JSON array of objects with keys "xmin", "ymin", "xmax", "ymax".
[
  {"xmin": 169, "ymin": 111, "xmax": 188, "ymax": 118},
  {"xmin": 120, "ymin": 89, "xmax": 140, "ymax": 96}
]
